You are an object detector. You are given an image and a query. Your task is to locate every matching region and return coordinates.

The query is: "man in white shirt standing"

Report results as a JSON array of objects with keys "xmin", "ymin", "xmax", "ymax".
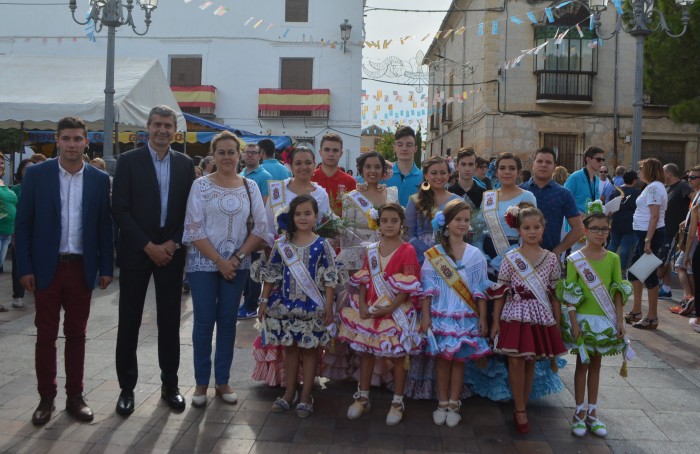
[{"xmin": 14, "ymin": 116, "xmax": 114, "ymax": 425}]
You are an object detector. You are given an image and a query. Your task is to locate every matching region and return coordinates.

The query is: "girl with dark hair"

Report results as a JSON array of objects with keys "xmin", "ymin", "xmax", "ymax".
[
  {"xmin": 420, "ymin": 199, "xmax": 491, "ymax": 428},
  {"xmin": 406, "ymin": 156, "xmax": 461, "ymax": 266},
  {"xmin": 255, "ymin": 194, "xmax": 343, "ymax": 418},
  {"xmin": 337, "ymin": 203, "xmax": 423, "ymax": 426},
  {"xmin": 558, "ymin": 202, "xmax": 632, "ymax": 438},
  {"xmin": 487, "ymin": 202, "xmax": 567, "ymax": 434}
]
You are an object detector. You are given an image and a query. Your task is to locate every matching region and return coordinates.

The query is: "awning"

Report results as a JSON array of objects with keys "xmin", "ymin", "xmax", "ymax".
[
  {"xmin": 183, "ymin": 113, "xmax": 293, "ymax": 149},
  {"xmin": 0, "ymin": 55, "xmax": 186, "ymax": 131}
]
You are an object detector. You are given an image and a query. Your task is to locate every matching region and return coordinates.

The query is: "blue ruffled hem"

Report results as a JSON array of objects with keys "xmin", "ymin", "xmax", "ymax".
[
  {"xmin": 464, "ymin": 356, "xmax": 566, "ymax": 402},
  {"xmin": 402, "ymin": 354, "xmax": 473, "ymax": 400},
  {"xmin": 427, "ymin": 335, "xmax": 491, "ymax": 361}
]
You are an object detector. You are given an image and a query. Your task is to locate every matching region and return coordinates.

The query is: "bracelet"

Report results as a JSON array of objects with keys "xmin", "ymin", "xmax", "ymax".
[
  {"xmin": 258, "ymin": 297, "xmax": 269, "ymax": 304},
  {"xmin": 214, "ymin": 256, "xmax": 223, "ymax": 265},
  {"xmin": 565, "ymin": 306, "xmax": 577, "ymax": 313}
]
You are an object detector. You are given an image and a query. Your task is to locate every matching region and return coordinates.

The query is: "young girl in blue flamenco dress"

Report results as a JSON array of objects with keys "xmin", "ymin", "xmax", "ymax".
[
  {"xmin": 420, "ymin": 200, "xmax": 492, "ymax": 428},
  {"xmin": 255, "ymin": 195, "xmax": 343, "ymax": 418},
  {"xmin": 557, "ymin": 201, "xmax": 633, "ymax": 438}
]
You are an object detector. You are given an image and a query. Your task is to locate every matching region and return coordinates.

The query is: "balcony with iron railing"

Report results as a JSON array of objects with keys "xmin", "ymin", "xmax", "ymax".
[
  {"xmin": 258, "ymin": 89, "xmax": 331, "ymax": 118},
  {"xmin": 535, "ymin": 70, "xmax": 595, "ymax": 103}
]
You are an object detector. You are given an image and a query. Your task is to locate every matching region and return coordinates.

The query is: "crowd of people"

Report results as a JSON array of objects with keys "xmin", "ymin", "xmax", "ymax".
[{"xmin": 3, "ymin": 104, "xmax": 698, "ymax": 441}]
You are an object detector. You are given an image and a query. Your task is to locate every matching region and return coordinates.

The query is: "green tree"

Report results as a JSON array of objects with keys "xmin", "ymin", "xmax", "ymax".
[
  {"xmin": 644, "ymin": 1, "xmax": 700, "ymax": 124},
  {"xmin": 375, "ymin": 128, "xmax": 396, "ymax": 162},
  {"xmin": 0, "ymin": 129, "xmax": 22, "ymax": 154}
]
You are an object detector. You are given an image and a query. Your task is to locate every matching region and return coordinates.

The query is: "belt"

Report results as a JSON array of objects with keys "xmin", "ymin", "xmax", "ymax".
[{"xmin": 58, "ymin": 254, "xmax": 83, "ymax": 262}]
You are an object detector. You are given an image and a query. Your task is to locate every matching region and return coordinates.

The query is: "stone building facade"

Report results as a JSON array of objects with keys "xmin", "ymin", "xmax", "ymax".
[{"xmin": 425, "ymin": 0, "xmax": 699, "ymax": 172}]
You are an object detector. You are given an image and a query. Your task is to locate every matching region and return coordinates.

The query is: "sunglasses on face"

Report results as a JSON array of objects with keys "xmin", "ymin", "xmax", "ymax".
[
  {"xmin": 593, "ymin": 157, "xmax": 605, "ymax": 163},
  {"xmin": 689, "ymin": 175, "xmax": 700, "ymax": 181},
  {"xmin": 600, "ymin": 171, "xmax": 608, "ymax": 174}
]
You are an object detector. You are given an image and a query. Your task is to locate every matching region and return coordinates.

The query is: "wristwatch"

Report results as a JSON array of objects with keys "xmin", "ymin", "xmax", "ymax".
[
  {"xmin": 644, "ymin": 238, "xmax": 650, "ymax": 243},
  {"xmin": 236, "ymin": 251, "xmax": 246, "ymax": 261}
]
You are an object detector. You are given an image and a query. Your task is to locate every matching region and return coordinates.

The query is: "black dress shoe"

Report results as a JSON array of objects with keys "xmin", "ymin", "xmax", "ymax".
[
  {"xmin": 161, "ymin": 386, "xmax": 186, "ymax": 411},
  {"xmin": 66, "ymin": 395, "xmax": 94, "ymax": 422},
  {"xmin": 116, "ymin": 390, "xmax": 135, "ymax": 416},
  {"xmin": 32, "ymin": 398, "xmax": 55, "ymax": 425}
]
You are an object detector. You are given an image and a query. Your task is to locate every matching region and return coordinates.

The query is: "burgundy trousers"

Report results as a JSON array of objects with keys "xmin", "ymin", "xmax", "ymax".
[{"xmin": 34, "ymin": 259, "xmax": 92, "ymax": 399}]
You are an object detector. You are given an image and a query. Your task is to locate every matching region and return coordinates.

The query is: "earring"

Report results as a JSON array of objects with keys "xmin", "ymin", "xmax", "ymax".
[
  {"xmin": 357, "ymin": 182, "xmax": 368, "ymax": 191},
  {"xmin": 443, "ymin": 230, "xmax": 450, "ymax": 238},
  {"xmin": 421, "ymin": 180, "xmax": 430, "ymax": 191}
]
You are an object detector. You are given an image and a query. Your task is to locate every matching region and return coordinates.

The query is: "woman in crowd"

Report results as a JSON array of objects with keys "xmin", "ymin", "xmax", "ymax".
[
  {"xmin": 8, "ymin": 158, "xmax": 33, "ymax": 309},
  {"xmin": 0, "ymin": 152, "xmax": 19, "ymax": 312},
  {"xmin": 183, "ymin": 130, "xmax": 267, "ymax": 408},
  {"xmin": 625, "ymin": 158, "xmax": 667, "ymax": 330}
]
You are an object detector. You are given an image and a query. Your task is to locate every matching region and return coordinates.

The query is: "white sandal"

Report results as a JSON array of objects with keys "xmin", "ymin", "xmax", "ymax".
[
  {"xmin": 571, "ymin": 403, "xmax": 587, "ymax": 437},
  {"xmin": 386, "ymin": 395, "xmax": 404, "ymax": 426},
  {"xmin": 347, "ymin": 388, "xmax": 371, "ymax": 420},
  {"xmin": 432, "ymin": 400, "xmax": 448, "ymax": 426},
  {"xmin": 586, "ymin": 403, "xmax": 608, "ymax": 437},
  {"xmin": 445, "ymin": 399, "xmax": 461, "ymax": 428}
]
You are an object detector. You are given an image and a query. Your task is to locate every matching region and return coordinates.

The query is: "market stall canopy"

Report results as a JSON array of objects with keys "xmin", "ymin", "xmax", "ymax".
[
  {"xmin": 183, "ymin": 113, "xmax": 293, "ymax": 149},
  {"xmin": 0, "ymin": 55, "xmax": 186, "ymax": 131}
]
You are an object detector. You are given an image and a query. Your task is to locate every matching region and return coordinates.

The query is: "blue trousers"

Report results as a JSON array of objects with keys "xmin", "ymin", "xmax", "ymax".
[
  {"xmin": 608, "ymin": 231, "xmax": 635, "ymax": 270},
  {"xmin": 188, "ymin": 270, "xmax": 248, "ymax": 385}
]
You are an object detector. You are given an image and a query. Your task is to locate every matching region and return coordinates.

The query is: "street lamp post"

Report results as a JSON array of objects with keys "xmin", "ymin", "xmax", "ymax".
[
  {"xmin": 589, "ymin": 0, "xmax": 694, "ymax": 170},
  {"xmin": 340, "ymin": 19, "xmax": 352, "ymax": 53},
  {"xmin": 68, "ymin": 1, "xmax": 158, "ymax": 171}
]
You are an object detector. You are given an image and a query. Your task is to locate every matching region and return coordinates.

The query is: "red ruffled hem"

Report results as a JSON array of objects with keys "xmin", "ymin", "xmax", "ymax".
[
  {"xmin": 250, "ymin": 336, "xmax": 324, "ymax": 387},
  {"xmin": 495, "ymin": 320, "xmax": 567, "ymax": 359}
]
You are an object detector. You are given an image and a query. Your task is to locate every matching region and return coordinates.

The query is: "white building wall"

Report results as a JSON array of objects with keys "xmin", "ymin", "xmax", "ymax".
[{"xmin": 0, "ymin": 0, "xmax": 363, "ymax": 168}]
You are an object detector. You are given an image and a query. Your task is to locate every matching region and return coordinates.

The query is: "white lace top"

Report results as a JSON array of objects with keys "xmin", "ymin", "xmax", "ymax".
[
  {"xmin": 183, "ymin": 176, "xmax": 268, "ymax": 272},
  {"xmin": 264, "ymin": 178, "xmax": 331, "ymax": 247}
]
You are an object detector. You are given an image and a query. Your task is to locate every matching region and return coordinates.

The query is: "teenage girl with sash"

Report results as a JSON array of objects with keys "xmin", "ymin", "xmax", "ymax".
[
  {"xmin": 325, "ymin": 152, "xmax": 399, "ymax": 383},
  {"xmin": 481, "ymin": 153, "xmax": 536, "ymax": 276},
  {"xmin": 488, "ymin": 203, "xmax": 567, "ymax": 434},
  {"xmin": 255, "ymin": 195, "xmax": 342, "ymax": 418},
  {"xmin": 557, "ymin": 201, "xmax": 633, "ymax": 437},
  {"xmin": 254, "ymin": 146, "xmax": 332, "ymax": 387},
  {"xmin": 420, "ymin": 200, "xmax": 492, "ymax": 428},
  {"xmin": 406, "ymin": 156, "xmax": 461, "ymax": 266},
  {"xmin": 337, "ymin": 203, "xmax": 423, "ymax": 425}
]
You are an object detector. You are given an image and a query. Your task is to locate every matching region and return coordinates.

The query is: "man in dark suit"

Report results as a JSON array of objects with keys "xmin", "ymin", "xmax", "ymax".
[
  {"xmin": 15, "ymin": 116, "xmax": 114, "ymax": 425},
  {"xmin": 112, "ymin": 105, "xmax": 195, "ymax": 415}
]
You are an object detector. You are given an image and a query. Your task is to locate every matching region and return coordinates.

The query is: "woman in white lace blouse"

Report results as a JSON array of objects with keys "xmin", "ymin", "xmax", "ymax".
[{"xmin": 183, "ymin": 131, "xmax": 268, "ymax": 408}]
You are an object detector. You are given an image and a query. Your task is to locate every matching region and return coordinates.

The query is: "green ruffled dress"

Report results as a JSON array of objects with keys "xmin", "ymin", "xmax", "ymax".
[{"xmin": 556, "ymin": 251, "xmax": 632, "ymax": 356}]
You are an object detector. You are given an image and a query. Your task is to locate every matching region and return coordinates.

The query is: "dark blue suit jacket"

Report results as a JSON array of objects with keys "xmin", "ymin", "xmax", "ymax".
[{"xmin": 14, "ymin": 159, "xmax": 114, "ymax": 290}]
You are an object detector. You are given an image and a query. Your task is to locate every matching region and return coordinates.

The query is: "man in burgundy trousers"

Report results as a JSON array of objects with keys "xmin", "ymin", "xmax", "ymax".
[{"xmin": 15, "ymin": 116, "xmax": 114, "ymax": 425}]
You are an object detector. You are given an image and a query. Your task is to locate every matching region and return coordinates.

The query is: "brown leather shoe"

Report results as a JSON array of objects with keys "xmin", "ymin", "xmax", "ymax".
[
  {"xmin": 66, "ymin": 395, "xmax": 94, "ymax": 422},
  {"xmin": 32, "ymin": 398, "xmax": 55, "ymax": 425}
]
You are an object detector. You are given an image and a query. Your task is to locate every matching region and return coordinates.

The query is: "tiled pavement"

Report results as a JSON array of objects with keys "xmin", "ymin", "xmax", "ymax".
[{"xmin": 1, "ymin": 267, "xmax": 700, "ymax": 453}]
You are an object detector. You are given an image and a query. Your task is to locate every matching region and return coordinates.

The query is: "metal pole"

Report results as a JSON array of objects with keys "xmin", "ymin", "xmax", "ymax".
[
  {"xmin": 103, "ymin": 24, "xmax": 117, "ymax": 172},
  {"xmin": 630, "ymin": 33, "xmax": 645, "ymax": 170}
]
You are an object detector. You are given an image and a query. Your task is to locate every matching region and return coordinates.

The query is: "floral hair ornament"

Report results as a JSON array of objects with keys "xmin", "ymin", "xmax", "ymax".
[
  {"xmin": 431, "ymin": 211, "xmax": 446, "ymax": 233},
  {"xmin": 585, "ymin": 199, "xmax": 605, "ymax": 216},
  {"xmin": 504, "ymin": 205, "xmax": 520, "ymax": 229},
  {"xmin": 275, "ymin": 206, "xmax": 290, "ymax": 234},
  {"xmin": 366, "ymin": 208, "xmax": 380, "ymax": 231}
]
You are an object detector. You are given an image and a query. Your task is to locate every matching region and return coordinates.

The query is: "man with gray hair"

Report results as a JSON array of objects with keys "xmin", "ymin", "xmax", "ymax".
[
  {"xmin": 112, "ymin": 105, "xmax": 195, "ymax": 415},
  {"xmin": 658, "ymin": 163, "xmax": 695, "ymax": 298},
  {"xmin": 613, "ymin": 165, "xmax": 626, "ymax": 186}
]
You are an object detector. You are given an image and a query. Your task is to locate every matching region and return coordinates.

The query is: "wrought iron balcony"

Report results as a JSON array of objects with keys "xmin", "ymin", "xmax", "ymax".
[{"xmin": 535, "ymin": 71, "xmax": 594, "ymax": 102}]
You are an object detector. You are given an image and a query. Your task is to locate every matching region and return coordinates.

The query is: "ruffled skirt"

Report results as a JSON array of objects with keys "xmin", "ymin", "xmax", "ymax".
[
  {"xmin": 465, "ymin": 356, "xmax": 567, "ymax": 402},
  {"xmin": 403, "ymin": 354, "xmax": 473, "ymax": 400},
  {"xmin": 562, "ymin": 312, "xmax": 626, "ymax": 356},
  {"xmin": 263, "ymin": 295, "xmax": 331, "ymax": 348},
  {"xmin": 427, "ymin": 311, "xmax": 491, "ymax": 361},
  {"xmin": 250, "ymin": 336, "xmax": 324, "ymax": 387},
  {"xmin": 495, "ymin": 319, "xmax": 568, "ymax": 359}
]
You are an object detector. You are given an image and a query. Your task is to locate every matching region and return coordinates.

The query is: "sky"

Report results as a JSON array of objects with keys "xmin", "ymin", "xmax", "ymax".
[{"xmin": 361, "ymin": 0, "xmax": 454, "ymax": 132}]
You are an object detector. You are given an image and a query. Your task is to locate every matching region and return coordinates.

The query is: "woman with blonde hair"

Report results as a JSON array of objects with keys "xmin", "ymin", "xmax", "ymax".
[{"xmin": 553, "ymin": 166, "xmax": 569, "ymax": 185}]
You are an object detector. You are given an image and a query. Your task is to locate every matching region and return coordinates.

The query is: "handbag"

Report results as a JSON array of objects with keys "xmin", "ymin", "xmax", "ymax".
[
  {"xmin": 242, "ymin": 177, "xmax": 254, "ymax": 235},
  {"xmin": 628, "ymin": 252, "xmax": 663, "ymax": 283}
]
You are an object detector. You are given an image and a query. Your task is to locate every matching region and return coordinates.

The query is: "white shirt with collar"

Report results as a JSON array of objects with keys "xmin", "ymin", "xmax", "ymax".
[{"xmin": 58, "ymin": 160, "xmax": 84, "ymax": 254}]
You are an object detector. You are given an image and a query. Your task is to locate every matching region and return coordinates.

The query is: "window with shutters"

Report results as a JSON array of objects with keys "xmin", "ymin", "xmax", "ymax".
[
  {"xmin": 280, "ymin": 58, "xmax": 313, "ymax": 117},
  {"xmin": 540, "ymin": 132, "xmax": 584, "ymax": 172},
  {"xmin": 170, "ymin": 56, "xmax": 203, "ymax": 113},
  {"xmin": 285, "ymin": 0, "xmax": 309, "ymax": 23}
]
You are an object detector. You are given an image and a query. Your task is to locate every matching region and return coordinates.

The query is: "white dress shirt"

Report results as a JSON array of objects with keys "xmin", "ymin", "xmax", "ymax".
[{"xmin": 58, "ymin": 161, "xmax": 84, "ymax": 254}]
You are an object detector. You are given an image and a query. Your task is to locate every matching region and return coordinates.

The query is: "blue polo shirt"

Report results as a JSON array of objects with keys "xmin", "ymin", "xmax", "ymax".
[
  {"xmin": 564, "ymin": 168, "xmax": 600, "ymax": 214},
  {"xmin": 520, "ymin": 178, "xmax": 580, "ymax": 252},
  {"xmin": 261, "ymin": 158, "xmax": 291, "ymax": 181},
  {"xmin": 386, "ymin": 162, "xmax": 423, "ymax": 206},
  {"xmin": 241, "ymin": 165, "xmax": 272, "ymax": 197}
]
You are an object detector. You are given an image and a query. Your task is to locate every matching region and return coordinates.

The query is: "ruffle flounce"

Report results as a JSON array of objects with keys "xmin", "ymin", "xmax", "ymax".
[
  {"xmin": 349, "ymin": 269, "xmax": 370, "ymax": 287},
  {"xmin": 556, "ymin": 280, "xmax": 584, "ymax": 306},
  {"xmin": 315, "ymin": 265, "xmax": 349, "ymax": 290},
  {"xmin": 256, "ymin": 262, "xmax": 284, "ymax": 285},
  {"xmin": 251, "ymin": 336, "xmax": 322, "ymax": 386},
  {"xmin": 495, "ymin": 319, "xmax": 568, "ymax": 359},
  {"xmin": 336, "ymin": 305, "xmax": 422, "ymax": 357},
  {"xmin": 561, "ymin": 312, "xmax": 626, "ymax": 356},
  {"xmin": 465, "ymin": 356, "xmax": 567, "ymax": 402},
  {"xmin": 387, "ymin": 273, "xmax": 422, "ymax": 295},
  {"xmin": 610, "ymin": 280, "xmax": 633, "ymax": 303},
  {"xmin": 427, "ymin": 315, "xmax": 491, "ymax": 361},
  {"xmin": 486, "ymin": 282, "xmax": 508, "ymax": 300},
  {"xmin": 264, "ymin": 309, "xmax": 331, "ymax": 349}
]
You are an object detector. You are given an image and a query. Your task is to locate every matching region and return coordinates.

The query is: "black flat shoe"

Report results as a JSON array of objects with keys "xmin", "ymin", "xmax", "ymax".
[
  {"xmin": 161, "ymin": 386, "xmax": 186, "ymax": 411},
  {"xmin": 116, "ymin": 390, "xmax": 135, "ymax": 416}
]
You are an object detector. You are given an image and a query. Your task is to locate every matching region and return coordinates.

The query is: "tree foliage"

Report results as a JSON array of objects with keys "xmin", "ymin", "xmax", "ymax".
[
  {"xmin": 0, "ymin": 129, "xmax": 23, "ymax": 154},
  {"xmin": 644, "ymin": 1, "xmax": 700, "ymax": 124},
  {"xmin": 375, "ymin": 128, "xmax": 396, "ymax": 162}
]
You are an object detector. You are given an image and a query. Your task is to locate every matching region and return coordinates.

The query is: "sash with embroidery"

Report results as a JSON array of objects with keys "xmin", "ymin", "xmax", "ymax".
[
  {"xmin": 276, "ymin": 236, "xmax": 325, "ymax": 307},
  {"xmin": 568, "ymin": 251, "xmax": 636, "ymax": 364},
  {"xmin": 348, "ymin": 190, "xmax": 373, "ymax": 216},
  {"xmin": 366, "ymin": 242, "xmax": 418, "ymax": 354},
  {"xmin": 425, "ymin": 245, "xmax": 479, "ymax": 315},
  {"xmin": 505, "ymin": 250, "xmax": 553, "ymax": 315},
  {"xmin": 268, "ymin": 180, "xmax": 286, "ymax": 215},
  {"xmin": 482, "ymin": 190, "xmax": 510, "ymax": 256}
]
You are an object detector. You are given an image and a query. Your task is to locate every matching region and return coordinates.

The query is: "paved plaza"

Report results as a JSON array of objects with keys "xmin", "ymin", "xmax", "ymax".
[{"xmin": 1, "ymin": 267, "xmax": 700, "ymax": 454}]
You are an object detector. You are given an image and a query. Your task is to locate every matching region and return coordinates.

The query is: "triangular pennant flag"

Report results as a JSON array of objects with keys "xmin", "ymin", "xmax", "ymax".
[
  {"xmin": 199, "ymin": 1, "xmax": 213, "ymax": 10},
  {"xmin": 244, "ymin": 17, "xmax": 254, "ymax": 26},
  {"xmin": 510, "ymin": 16, "xmax": 523, "ymax": 24},
  {"xmin": 527, "ymin": 12, "xmax": 538, "ymax": 24},
  {"xmin": 455, "ymin": 26, "xmax": 466, "ymax": 35},
  {"xmin": 478, "ymin": 23, "xmax": 484, "ymax": 36},
  {"xmin": 545, "ymin": 8, "xmax": 555, "ymax": 23},
  {"xmin": 492, "ymin": 21, "xmax": 499, "ymax": 35}
]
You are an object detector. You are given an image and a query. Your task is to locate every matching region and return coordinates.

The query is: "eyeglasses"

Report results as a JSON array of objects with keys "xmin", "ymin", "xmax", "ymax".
[
  {"xmin": 689, "ymin": 176, "xmax": 700, "ymax": 181},
  {"xmin": 593, "ymin": 157, "xmax": 605, "ymax": 163},
  {"xmin": 243, "ymin": 150, "xmax": 259, "ymax": 155},
  {"xmin": 600, "ymin": 171, "xmax": 608, "ymax": 174},
  {"xmin": 587, "ymin": 227, "xmax": 610, "ymax": 234}
]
